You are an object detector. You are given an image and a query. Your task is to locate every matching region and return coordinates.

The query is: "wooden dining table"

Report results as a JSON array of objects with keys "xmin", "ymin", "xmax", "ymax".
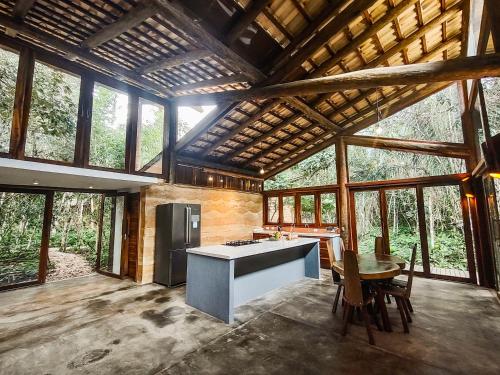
[{"xmin": 331, "ymin": 253, "xmax": 406, "ymax": 332}]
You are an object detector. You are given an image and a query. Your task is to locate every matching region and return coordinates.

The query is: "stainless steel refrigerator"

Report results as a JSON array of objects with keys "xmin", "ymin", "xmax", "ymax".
[{"xmin": 154, "ymin": 203, "xmax": 201, "ymax": 287}]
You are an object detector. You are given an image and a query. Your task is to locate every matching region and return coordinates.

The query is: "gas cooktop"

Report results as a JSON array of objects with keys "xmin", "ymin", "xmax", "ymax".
[{"xmin": 225, "ymin": 240, "xmax": 260, "ymax": 247}]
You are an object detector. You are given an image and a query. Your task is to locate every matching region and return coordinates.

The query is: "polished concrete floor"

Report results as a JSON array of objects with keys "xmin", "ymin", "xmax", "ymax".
[{"xmin": 1, "ymin": 271, "xmax": 499, "ymax": 375}]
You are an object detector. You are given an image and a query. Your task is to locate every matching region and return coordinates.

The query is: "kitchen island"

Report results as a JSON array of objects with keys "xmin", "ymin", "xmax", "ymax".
[{"xmin": 186, "ymin": 238, "xmax": 320, "ymax": 323}]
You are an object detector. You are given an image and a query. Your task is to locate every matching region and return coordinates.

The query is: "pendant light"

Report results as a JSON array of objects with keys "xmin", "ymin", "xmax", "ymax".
[{"xmin": 375, "ymin": 88, "xmax": 383, "ymax": 135}]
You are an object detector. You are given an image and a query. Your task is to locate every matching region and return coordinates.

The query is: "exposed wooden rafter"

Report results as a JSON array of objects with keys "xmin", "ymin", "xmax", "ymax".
[
  {"xmin": 139, "ymin": 49, "xmax": 212, "ymax": 75},
  {"xmin": 176, "ymin": 53, "xmax": 500, "ymax": 104},
  {"xmin": 13, "ymin": 0, "xmax": 36, "ymax": 20},
  {"xmin": 82, "ymin": 2, "xmax": 159, "ymax": 49},
  {"xmin": 172, "ymin": 74, "xmax": 248, "ymax": 93},
  {"xmin": 225, "ymin": 0, "xmax": 272, "ymax": 45}
]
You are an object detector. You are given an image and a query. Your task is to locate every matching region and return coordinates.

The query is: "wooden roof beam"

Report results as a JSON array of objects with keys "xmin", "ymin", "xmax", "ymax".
[
  {"xmin": 225, "ymin": 0, "xmax": 272, "ymax": 45},
  {"xmin": 173, "ymin": 74, "xmax": 249, "ymax": 93},
  {"xmin": 177, "ymin": 156, "xmax": 261, "ymax": 178},
  {"xmin": 176, "ymin": 53, "xmax": 500, "ymax": 104},
  {"xmin": 342, "ymin": 135, "xmax": 470, "ymax": 158},
  {"xmin": 285, "ymin": 97, "xmax": 343, "ymax": 132},
  {"xmin": 153, "ymin": 0, "xmax": 265, "ymax": 83},
  {"xmin": 13, "ymin": 0, "xmax": 36, "ymax": 20},
  {"xmin": 82, "ymin": 2, "xmax": 159, "ymax": 49},
  {"xmin": 139, "ymin": 49, "xmax": 212, "ymax": 74},
  {"xmin": 0, "ymin": 14, "xmax": 174, "ymax": 97}
]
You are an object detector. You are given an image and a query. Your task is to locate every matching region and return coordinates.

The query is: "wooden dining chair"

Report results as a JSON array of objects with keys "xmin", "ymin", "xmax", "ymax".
[
  {"xmin": 327, "ymin": 240, "xmax": 344, "ymax": 314},
  {"xmin": 380, "ymin": 244, "xmax": 418, "ymax": 332},
  {"xmin": 341, "ymin": 250, "xmax": 377, "ymax": 345}
]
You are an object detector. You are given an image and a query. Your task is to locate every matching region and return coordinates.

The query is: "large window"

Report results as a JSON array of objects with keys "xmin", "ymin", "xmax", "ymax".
[
  {"xmin": 481, "ymin": 77, "xmax": 500, "ymax": 137},
  {"xmin": 265, "ymin": 145, "xmax": 336, "ymax": 190},
  {"xmin": 177, "ymin": 105, "xmax": 216, "ymax": 141},
  {"xmin": 25, "ymin": 62, "xmax": 80, "ymax": 162},
  {"xmin": 267, "ymin": 196, "xmax": 279, "ymax": 223},
  {"xmin": 0, "ymin": 47, "xmax": 19, "ymax": 153},
  {"xmin": 357, "ymin": 85, "xmax": 463, "ymax": 143},
  {"xmin": 353, "ymin": 190, "xmax": 382, "ymax": 254},
  {"xmin": 300, "ymin": 195, "xmax": 315, "ymax": 224},
  {"xmin": 321, "ymin": 193, "xmax": 337, "ymax": 224},
  {"xmin": 90, "ymin": 83, "xmax": 128, "ymax": 169},
  {"xmin": 348, "ymin": 146, "xmax": 466, "ymax": 182},
  {"xmin": 282, "ymin": 195, "xmax": 295, "ymax": 223},
  {"xmin": 136, "ymin": 98, "xmax": 165, "ymax": 173}
]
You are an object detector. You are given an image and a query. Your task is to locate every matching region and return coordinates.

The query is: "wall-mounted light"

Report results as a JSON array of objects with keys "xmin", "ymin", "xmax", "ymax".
[
  {"xmin": 219, "ymin": 178, "xmax": 224, "ymax": 183},
  {"xmin": 259, "ymin": 167, "xmax": 265, "ymax": 175},
  {"xmin": 465, "ymin": 193, "xmax": 475, "ymax": 198},
  {"xmin": 490, "ymin": 172, "xmax": 500, "ymax": 179},
  {"xmin": 88, "ymin": 185, "xmax": 94, "ymax": 189},
  {"xmin": 32, "ymin": 179, "xmax": 39, "ymax": 185},
  {"xmin": 208, "ymin": 176, "xmax": 213, "ymax": 182}
]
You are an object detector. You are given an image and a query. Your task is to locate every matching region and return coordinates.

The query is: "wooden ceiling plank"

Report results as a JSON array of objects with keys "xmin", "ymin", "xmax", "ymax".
[
  {"xmin": 285, "ymin": 97, "xmax": 343, "ymax": 132},
  {"xmin": 175, "ymin": 51, "xmax": 500, "ymax": 104},
  {"xmin": 153, "ymin": 0, "xmax": 265, "ymax": 83},
  {"xmin": 0, "ymin": 14, "xmax": 174, "ymax": 97},
  {"xmin": 225, "ymin": 0, "xmax": 272, "ymax": 45},
  {"xmin": 172, "ymin": 73, "xmax": 248, "ymax": 93},
  {"xmin": 13, "ymin": 0, "xmax": 36, "ymax": 20},
  {"xmin": 139, "ymin": 49, "xmax": 212, "ymax": 74},
  {"xmin": 82, "ymin": 2, "xmax": 159, "ymax": 49}
]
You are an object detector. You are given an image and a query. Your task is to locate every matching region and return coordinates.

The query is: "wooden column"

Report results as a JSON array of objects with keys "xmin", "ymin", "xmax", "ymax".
[
  {"xmin": 336, "ymin": 137, "xmax": 349, "ymax": 248},
  {"xmin": 74, "ymin": 76, "xmax": 94, "ymax": 167},
  {"xmin": 125, "ymin": 94, "xmax": 139, "ymax": 173},
  {"xmin": 457, "ymin": 81, "xmax": 480, "ymax": 172},
  {"xmin": 38, "ymin": 191, "xmax": 54, "ymax": 283},
  {"xmin": 9, "ymin": 47, "xmax": 34, "ymax": 159},
  {"xmin": 167, "ymin": 101, "xmax": 178, "ymax": 183}
]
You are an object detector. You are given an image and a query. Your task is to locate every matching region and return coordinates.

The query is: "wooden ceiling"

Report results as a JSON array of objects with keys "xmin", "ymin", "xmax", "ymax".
[{"xmin": 0, "ymin": 0, "xmax": 469, "ymax": 178}]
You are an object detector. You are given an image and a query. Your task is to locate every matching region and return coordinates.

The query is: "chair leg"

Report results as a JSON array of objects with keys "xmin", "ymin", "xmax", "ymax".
[
  {"xmin": 332, "ymin": 285, "xmax": 342, "ymax": 313},
  {"xmin": 406, "ymin": 298, "xmax": 414, "ymax": 313},
  {"xmin": 386, "ymin": 294, "xmax": 391, "ymax": 304},
  {"xmin": 394, "ymin": 297, "xmax": 409, "ymax": 333},
  {"xmin": 342, "ymin": 305, "xmax": 353, "ymax": 336},
  {"xmin": 367, "ymin": 302, "xmax": 383, "ymax": 331},
  {"xmin": 361, "ymin": 305, "xmax": 375, "ymax": 345},
  {"xmin": 401, "ymin": 298, "xmax": 412, "ymax": 323}
]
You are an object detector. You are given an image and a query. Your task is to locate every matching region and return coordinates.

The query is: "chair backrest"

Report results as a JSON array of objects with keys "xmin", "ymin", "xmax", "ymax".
[
  {"xmin": 343, "ymin": 250, "xmax": 364, "ymax": 306},
  {"xmin": 374, "ymin": 236, "xmax": 384, "ymax": 255},
  {"xmin": 326, "ymin": 239, "xmax": 336, "ymax": 265},
  {"xmin": 405, "ymin": 244, "xmax": 418, "ymax": 298}
]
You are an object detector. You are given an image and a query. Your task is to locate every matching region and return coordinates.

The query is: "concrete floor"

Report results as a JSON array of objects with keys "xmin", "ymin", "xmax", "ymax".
[{"xmin": 1, "ymin": 272, "xmax": 499, "ymax": 375}]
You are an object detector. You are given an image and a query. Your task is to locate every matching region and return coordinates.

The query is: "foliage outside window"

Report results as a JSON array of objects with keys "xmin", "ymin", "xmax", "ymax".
[
  {"xmin": 90, "ymin": 83, "xmax": 129, "ymax": 169},
  {"xmin": 348, "ymin": 145, "xmax": 466, "ymax": 182},
  {"xmin": 300, "ymin": 195, "xmax": 315, "ymax": 224},
  {"xmin": 25, "ymin": 61, "xmax": 80, "ymax": 162},
  {"xmin": 282, "ymin": 196, "xmax": 295, "ymax": 223},
  {"xmin": 0, "ymin": 48, "xmax": 19, "ymax": 153},
  {"xmin": 320, "ymin": 193, "xmax": 337, "ymax": 224},
  {"xmin": 357, "ymin": 85, "xmax": 463, "ymax": 143},
  {"xmin": 136, "ymin": 98, "xmax": 165, "ymax": 173},
  {"xmin": 264, "ymin": 145, "xmax": 336, "ymax": 190},
  {"xmin": 267, "ymin": 196, "xmax": 279, "ymax": 223},
  {"xmin": 481, "ymin": 77, "xmax": 500, "ymax": 137},
  {"xmin": 177, "ymin": 105, "xmax": 216, "ymax": 141},
  {"xmin": 354, "ymin": 190, "xmax": 382, "ymax": 254}
]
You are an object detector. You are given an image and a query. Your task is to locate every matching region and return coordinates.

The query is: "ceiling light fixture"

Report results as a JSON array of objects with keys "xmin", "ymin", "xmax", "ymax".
[
  {"xmin": 374, "ymin": 88, "xmax": 383, "ymax": 135},
  {"xmin": 259, "ymin": 167, "xmax": 265, "ymax": 175},
  {"xmin": 32, "ymin": 179, "xmax": 39, "ymax": 185},
  {"xmin": 88, "ymin": 185, "xmax": 94, "ymax": 189},
  {"xmin": 208, "ymin": 175, "xmax": 213, "ymax": 182}
]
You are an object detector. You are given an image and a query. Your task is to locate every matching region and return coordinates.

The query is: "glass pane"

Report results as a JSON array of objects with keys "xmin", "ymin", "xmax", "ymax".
[
  {"xmin": 90, "ymin": 83, "xmax": 128, "ymax": 169},
  {"xmin": 357, "ymin": 85, "xmax": 463, "ymax": 142},
  {"xmin": 321, "ymin": 193, "xmax": 337, "ymax": 224},
  {"xmin": 47, "ymin": 192, "xmax": 101, "ymax": 282},
  {"xmin": 0, "ymin": 48, "xmax": 19, "ymax": 153},
  {"xmin": 267, "ymin": 196, "xmax": 279, "ymax": 223},
  {"xmin": 264, "ymin": 145, "xmax": 336, "ymax": 190},
  {"xmin": 177, "ymin": 105, "xmax": 216, "ymax": 141},
  {"xmin": 136, "ymin": 99, "xmax": 164, "ymax": 172},
  {"xmin": 354, "ymin": 191, "xmax": 382, "ymax": 254},
  {"xmin": 486, "ymin": 177, "xmax": 500, "ymax": 290},
  {"xmin": 423, "ymin": 185, "xmax": 469, "ymax": 278},
  {"xmin": 282, "ymin": 196, "xmax": 295, "ymax": 223},
  {"xmin": 99, "ymin": 196, "xmax": 124, "ymax": 275},
  {"xmin": 300, "ymin": 195, "xmax": 315, "ymax": 224},
  {"xmin": 348, "ymin": 145, "xmax": 466, "ymax": 182},
  {"xmin": 0, "ymin": 192, "xmax": 45, "ymax": 287},
  {"xmin": 386, "ymin": 188, "xmax": 422, "ymax": 267},
  {"xmin": 25, "ymin": 61, "xmax": 80, "ymax": 162},
  {"xmin": 481, "ymin": 77, "xmax": 500, "ymax": 137}
]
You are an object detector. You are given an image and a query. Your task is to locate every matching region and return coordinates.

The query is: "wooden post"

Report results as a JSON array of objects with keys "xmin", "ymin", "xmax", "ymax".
[
  {"xmin": 10, "ymin": 47, "xmax": 34, "ymax": 159},
  {"xmin": 74, "ymin": 75, "xmax": 94, "ymax": 167},
  {"xmin": 457, "ymin": 81, "xmax": 480, "ymax": 172},
  {"xmin": 39, "ymin": 191, "xmax": 54, "ymax": 284},
  {"xmin": 485, "ymin": 0, "xmax": 500, "ymax": 51},
  {"xmin": 336, "ymin": 137, "xmax": 349, "ymax": 248},
  {"xmin": 167, "ymin": 101, "xmax": 178, "ymax": 183},
  {"xmin": 125, "ymin": 94, "xmax": 139, "ymax": 173}
]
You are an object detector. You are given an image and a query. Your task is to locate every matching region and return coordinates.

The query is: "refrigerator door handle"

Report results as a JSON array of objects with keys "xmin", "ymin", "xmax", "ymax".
[{"xmin": 185, "ymin": 206, "xmax": 192, "ymax": 245}]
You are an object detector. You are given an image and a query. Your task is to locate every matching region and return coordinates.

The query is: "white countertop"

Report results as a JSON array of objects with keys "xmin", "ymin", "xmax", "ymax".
[
  {"xmin": 254, "ymin": 229, "xmax": 340, "ymax": 238},
  {"xmin": 187, "ymin": 238, "xmax": 320, "ymax": 260}
]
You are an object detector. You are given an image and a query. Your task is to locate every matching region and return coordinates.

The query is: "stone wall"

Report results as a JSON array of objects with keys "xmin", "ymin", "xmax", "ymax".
[{"xmin": 136, "ymin": 183, "xmax": 263, "ymax": 284}]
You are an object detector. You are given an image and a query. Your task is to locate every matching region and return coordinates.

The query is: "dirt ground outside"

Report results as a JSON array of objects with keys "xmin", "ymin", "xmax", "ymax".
[{"xmin": 46, "ymin": 248, "xmax": 94, "ymax": 282}]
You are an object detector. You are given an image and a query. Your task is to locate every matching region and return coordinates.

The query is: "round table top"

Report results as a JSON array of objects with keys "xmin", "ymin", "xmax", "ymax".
[{"xmin": 331, "ymin": 253, "xmax": 406, "ymax": 280}]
